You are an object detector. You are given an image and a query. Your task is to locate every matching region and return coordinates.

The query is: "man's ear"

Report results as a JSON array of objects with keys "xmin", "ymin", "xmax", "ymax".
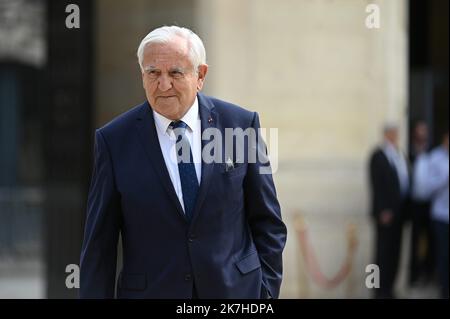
[{"xmin": 197, "ymin": 64, "xmax": 208, "ymax": 91}]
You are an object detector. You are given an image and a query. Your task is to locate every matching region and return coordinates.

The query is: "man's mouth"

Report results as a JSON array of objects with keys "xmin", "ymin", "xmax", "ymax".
[{"xmin": 158, "ymin": 95, "xmax": 177, "ymax": 99}]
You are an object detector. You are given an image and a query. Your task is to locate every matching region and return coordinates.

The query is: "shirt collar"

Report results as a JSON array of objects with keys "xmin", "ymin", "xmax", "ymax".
[
  {"xmin": 178, "ymin": 96, "xmax": 199, "ymax": 133},
  {"xmin": 153, "ymin": 97, "xmax": 199, "ymax": 136},
  {"xmin": 382, "ymin": 140, "xmax": 400, "ymax": 166},
  {"xmin": 382, "ymin": 140, "xmax": 398, "ymax": 155}
]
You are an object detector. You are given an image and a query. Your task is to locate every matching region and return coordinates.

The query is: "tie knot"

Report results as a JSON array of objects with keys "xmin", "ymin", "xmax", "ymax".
[{"xmin": 170, "ymin": 120, "xmax": 188, "ymax": 130}]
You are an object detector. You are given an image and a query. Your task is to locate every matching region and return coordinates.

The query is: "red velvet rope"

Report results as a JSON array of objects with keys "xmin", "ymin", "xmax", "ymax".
[{"xmin": 295, "ymin": 216, "xmax": 358, "ymax": 289}]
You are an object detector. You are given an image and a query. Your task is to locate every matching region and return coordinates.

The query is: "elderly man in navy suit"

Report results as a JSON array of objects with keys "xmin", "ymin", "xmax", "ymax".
[
  {"xmin": 80, "ymin": 26, "xmax": 287, "ymax": 299},
  {"xmin": 369, "ymin": 124, "xmax": 410, "ymax": 298}
]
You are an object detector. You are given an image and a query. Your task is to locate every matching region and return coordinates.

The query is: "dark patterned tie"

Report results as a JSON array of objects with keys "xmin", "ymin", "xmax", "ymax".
[{"xmin": 170, "ymin": 120, "xmax": 199, "ymax": 222}]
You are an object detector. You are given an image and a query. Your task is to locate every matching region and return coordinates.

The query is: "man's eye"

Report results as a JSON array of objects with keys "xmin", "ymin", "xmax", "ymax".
[
  {"xmin": 171, "ymin": 71, "xmax": 184, "ymax": 78},
  {"xmin": 147, "ymin": 70, "xmax": 159, "ymax": 77}
]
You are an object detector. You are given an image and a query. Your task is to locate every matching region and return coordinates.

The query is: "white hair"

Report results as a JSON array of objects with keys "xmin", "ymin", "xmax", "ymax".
[
  {"xmin": 137, "ymin": 25, "xmax": 206, "ymax": 72},
  {"xmin": 383, "ymin": 122, "xmax": 399, "ymax": 134}
]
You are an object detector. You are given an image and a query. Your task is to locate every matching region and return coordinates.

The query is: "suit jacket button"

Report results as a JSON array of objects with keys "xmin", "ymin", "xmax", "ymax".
[
  {"xmin": 185, "ymin": 274, "xmax": 192, "ymax": 281},
  {"xmin": 188, "ymin": 235, "xmax": 196, "ymax": 242}
]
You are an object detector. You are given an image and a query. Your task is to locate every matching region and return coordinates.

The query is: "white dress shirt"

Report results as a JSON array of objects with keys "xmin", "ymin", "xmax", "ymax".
[
  {"xmin": 427, "ymin": 146, "xmax": 449, "ymax": 223},
  {"xmin": 153, "ymin": 97, "xmax": 202, "ymax": 212}
]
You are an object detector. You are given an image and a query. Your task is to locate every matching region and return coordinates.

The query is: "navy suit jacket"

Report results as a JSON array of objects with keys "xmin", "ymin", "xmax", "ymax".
[
  {"xmin": 369, "ymin": 148, "xmax": 409, "ymax": 222},
  {"xmin": 80, "ymin": 93, "xmax": 287, "ymax": 299}
]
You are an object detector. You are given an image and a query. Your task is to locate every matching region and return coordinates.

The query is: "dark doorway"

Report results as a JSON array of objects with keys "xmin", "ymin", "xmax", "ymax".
[
  {"xmin": 45, "ymin": 0, "xmax": 93, "ymax": 298},
  {"xmin": 409, "ymin": 0, "xmax": 449, "ymax": 147}
]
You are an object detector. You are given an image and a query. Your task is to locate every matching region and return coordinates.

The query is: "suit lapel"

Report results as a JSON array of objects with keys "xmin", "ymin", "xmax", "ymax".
[
  {"xmin": 134, "ymin": 102, "xmax": 186, "ymax": 221},
  {"xmin": 380, "ymin": 148, "xmax": 401, "ymax": 192},
  {"xmin": 190, "ymin": 93, "xmax": 218, "ymax": 226}
]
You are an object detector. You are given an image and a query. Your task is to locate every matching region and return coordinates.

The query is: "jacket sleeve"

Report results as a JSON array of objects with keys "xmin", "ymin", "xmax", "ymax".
[
  {"xmin": 243, "ymin": 112, "xmax": 288, "ymax": 299},
  {"xmin": 80, "ymin": 129, "xmax": 122, "ymax": 298}
]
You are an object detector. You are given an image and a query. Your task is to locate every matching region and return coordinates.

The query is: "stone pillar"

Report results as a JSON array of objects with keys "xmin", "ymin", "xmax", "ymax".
[{"xmin": 45, "ymin": 0, "xmax": 93, "ymax": 298}]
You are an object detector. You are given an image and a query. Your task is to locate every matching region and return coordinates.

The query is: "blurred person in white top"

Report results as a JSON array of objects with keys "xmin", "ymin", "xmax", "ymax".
[
  {"xmin": 427, "ymin": 130, "xmax": 448, "ymax": 298},
  {"xmin": 408, "ymin": 120, "xmax": 434, "ymax": 287}
]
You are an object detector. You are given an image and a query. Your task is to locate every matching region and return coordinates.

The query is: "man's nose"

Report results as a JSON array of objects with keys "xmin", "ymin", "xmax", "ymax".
[{"xmin": 158, "ymin": 74, "xmax": 173, "ymax": 91}]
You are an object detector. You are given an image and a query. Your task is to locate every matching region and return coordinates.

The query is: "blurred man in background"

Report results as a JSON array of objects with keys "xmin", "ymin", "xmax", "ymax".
[
  {"xmin": 369, "ymin": 124, "xmax": 410, "ymax": 299},
  {"xmin": 408, "ymin": 120, "xmax": 434, "ymax": 288}
]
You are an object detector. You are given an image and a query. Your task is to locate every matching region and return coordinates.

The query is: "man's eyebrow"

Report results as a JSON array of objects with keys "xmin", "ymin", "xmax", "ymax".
[
  {"xmin": 169, "ymin": 67, "xmax": 185, "ymax": 72},
  {"xmin": 143, "ymin": 66, "xmax": 158, "ymax": 72},
  {"xmin": 143, "ymin": 66, "xmax": 186, "ymax": 72}
]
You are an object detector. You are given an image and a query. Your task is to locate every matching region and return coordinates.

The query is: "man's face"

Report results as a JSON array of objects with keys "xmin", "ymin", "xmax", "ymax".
[
  {"xmin": 141, "ymin": 37, "xmax": 208, "ymax": 120},
  {"xmin": 443, "ymin": 133, "xmax": 449, "ymax": 150},
  {"xmin": 414, "ymin": 122, "xmax": 428, "ymax": 143},
  {"xmin": 385, "ymin": 129, "xmax": 399, "ymax": 148}
]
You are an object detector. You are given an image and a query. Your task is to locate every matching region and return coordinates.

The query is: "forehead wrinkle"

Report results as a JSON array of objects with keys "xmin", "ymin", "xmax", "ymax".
[
  {"xmin": 143, "ymin": 39, "xmax": 192, "ymax": 68},
  {"xmin": 143, "ymin": 57, "xmax": 191, "ymax": 72},
  {"xmin": 144, "ymin": 39, "xmax": 189, "ymax": 58}
]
